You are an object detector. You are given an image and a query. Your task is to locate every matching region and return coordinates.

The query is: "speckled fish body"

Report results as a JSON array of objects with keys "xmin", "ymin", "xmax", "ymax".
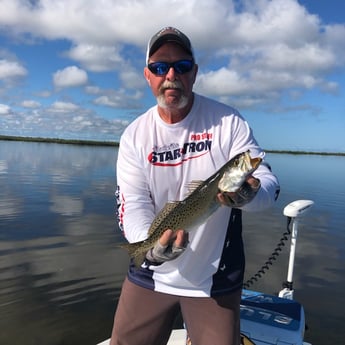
[{"xmin": 122, "ymin": 150, "xmax": 261, "ymax": 267}]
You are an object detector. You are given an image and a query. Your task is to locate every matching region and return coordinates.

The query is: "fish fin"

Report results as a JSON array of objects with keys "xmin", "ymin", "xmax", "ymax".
[
  {"xmin": 120, "ymin": 240, "xmax": 145, "ymax": 257},
  {"xmin": 185, "ymin": 180, "xmax": 204, "ymax": 196}
]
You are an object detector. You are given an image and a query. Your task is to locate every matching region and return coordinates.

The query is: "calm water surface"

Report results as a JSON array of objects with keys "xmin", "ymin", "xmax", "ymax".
[{"xmin": 0, "ymin": 141, "xmax": 344, "ymax": 345}]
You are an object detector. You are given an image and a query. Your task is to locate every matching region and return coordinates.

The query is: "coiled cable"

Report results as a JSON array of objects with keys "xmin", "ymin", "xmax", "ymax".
[{"xmin": 243, "ymin": 217, "xmax": 292, "ymax": 289}]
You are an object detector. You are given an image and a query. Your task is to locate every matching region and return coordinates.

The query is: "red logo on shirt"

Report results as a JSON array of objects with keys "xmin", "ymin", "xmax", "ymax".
[{"xmin": 148, "ymin": 133, "xmax": 213, "ymax": 166}]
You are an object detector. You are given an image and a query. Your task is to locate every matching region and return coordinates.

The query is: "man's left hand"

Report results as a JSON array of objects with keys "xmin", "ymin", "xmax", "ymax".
[{"xmin": 217, "ymin": 176, "xmax": 261, "ymax": 208}]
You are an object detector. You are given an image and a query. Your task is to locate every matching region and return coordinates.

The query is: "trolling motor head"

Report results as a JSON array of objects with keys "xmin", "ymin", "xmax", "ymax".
[{"xmin": 283, "ymin": 200, "xmax": 314, "ymax": 218}]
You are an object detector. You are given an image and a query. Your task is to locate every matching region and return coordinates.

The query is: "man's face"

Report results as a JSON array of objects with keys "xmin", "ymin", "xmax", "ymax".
[{"xmin": 144, "ymin": 42, "xmax": 198, "ymax": 111}]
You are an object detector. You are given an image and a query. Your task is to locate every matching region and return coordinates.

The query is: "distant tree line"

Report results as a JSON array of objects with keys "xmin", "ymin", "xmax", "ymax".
[
  {"xmin": 0, "ymin": 135, "xmax": 119, "ymax": 147},
  {"xmin": 0, "ymin": 134, "xmax": 344, "ymax": 156}
]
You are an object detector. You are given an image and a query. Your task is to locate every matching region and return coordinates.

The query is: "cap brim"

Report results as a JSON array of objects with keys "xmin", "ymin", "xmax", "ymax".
[{"xmin": 148, "ymin": 34, "xmax": 193, "ymax": 58}]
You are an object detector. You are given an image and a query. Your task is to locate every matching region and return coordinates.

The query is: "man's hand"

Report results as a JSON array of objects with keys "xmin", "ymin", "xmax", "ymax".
[
  {"xmin": 218, "ymin": 176, "xmax": 261, "ymax": 208},
  {"xmin": 146, "ymin": 229, "xmax": 189, "ymax": 264}
]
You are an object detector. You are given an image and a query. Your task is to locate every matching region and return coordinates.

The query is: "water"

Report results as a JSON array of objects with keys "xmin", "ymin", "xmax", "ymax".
[{"xmin": 0, "ymin": 141, "xmax": 344, "ymax": 345}]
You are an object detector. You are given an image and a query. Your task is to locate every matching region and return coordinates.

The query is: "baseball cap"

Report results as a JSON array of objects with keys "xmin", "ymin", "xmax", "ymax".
[{"xmin": 146, "ymin": 27, "xmax": 194, "ymax": 64}]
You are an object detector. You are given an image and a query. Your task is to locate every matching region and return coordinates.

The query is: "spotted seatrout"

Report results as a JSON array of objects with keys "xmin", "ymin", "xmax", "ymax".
[{"xmin": 121, "ymin": 150, "xmax": 262, "ymax": 267}]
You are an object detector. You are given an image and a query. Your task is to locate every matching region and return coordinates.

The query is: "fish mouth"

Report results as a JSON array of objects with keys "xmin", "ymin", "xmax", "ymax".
[
  {"xmin": 250, "ymin": 157, "xmax": 262, "ymax": 170},
  {"xmin": 217, "ymin": 151, "xmax": 262, "ymax": 193}
]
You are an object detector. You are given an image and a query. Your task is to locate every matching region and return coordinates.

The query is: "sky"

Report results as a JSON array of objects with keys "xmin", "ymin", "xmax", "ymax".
[{"xmin": 0, "ymin": 0, "xmax": 344, "ymax": 152}]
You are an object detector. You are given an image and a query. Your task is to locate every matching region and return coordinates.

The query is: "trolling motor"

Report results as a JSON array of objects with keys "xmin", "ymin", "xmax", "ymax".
[{"xmin": 278, "ymin": 200, "xmax": 314, "ymax": 300}]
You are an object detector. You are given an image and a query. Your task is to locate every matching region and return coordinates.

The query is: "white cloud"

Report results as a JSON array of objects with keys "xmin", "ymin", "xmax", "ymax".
[
  {"xmin": 50, "ymin": 101, "xmax": 80, "ymax": 113},
  {"xmin": 193, "ymin": 0, "xmax": 344, "ymax": 106},
  {"xmin": 0, "ymin": 100, "xmax": 129, "ymax": 141},
  {"xmin": 0, "ymin": 0, "xmax": 163, "ymax": 45},
  {"xmin": 231, "ymin": 0, "xmax": 320, "ymax": 47},
  {"xmin": 0, "ymin": 0, "xmax": 344, "ymax": 143},
  {"xmin": 66, "ymin": 44, "xmax": 124, "ymax": 72},
  {"xmin": 94, "ymin": 95, "xmax": 119, "ymax": 108},
  {"xmin": 93, "ymin": 89, "xmax": 143, "ymax": 109},
  {"xmin": 35, "ymin": 90, "xmax": 52, "ymax": 98},
  {"xmin": 1, "ymin": 0, "xmax": 343, "ymax": 90},
  {"xmin": 53, "ymin": 66, "xmax": 88, "ymax": 88},
  {"xmin": 120, "ymin": 68, "xmax": 146, "ymax": 89},
  {"xmin": 255, "ymin": 43, "xmax": 336, "ymax": 73},
  {"xmin": 0, "ymin": 103, "xmax": 11, "ymax": 114},
  {"xmin": 0, "ymin": 59, "xmax": 27, "ymax": 80},
  {"xmin": 21, "ymin": 100, "xmax": 41, "ymax": 108},
  {"xmin": 85, "ymin": 86, "xmax": 101, "ymax": 94}
]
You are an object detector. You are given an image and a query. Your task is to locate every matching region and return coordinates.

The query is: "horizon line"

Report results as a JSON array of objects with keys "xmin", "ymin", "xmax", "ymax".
[{"xmin": 0, "ymin": 134, "xmax": 344, "ymax": 157}]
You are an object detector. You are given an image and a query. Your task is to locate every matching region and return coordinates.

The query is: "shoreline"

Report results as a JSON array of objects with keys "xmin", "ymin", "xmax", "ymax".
[
  {"xmin": 0, "ymin": 135, "xmax": 119, "ymax": 147},
  {"xmin": 1, "ymin": 134, "xmax": 344, "ymax": 156}
]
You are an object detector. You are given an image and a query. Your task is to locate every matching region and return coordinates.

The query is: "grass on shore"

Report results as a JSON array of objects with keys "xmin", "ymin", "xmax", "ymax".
[
  {"xmin": 0, "ymin": 135, "xmax": 119, "ymax": 147},
  {"xmin": 0, "ymin": 134, "xmax": 344, "ymax": 156}
]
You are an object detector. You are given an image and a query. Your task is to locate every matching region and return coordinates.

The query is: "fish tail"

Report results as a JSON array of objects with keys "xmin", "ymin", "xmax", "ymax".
[
  {"xmin": 120, "ymin": 240, "xmax": 145, "ymax": 256},
  {"xmin": 120, "ymin": 240, "xmax": 147, "ymax": 268},
  {"xmin": 133, "ymin": 253, "xmax": 147, "ymax": 268}
]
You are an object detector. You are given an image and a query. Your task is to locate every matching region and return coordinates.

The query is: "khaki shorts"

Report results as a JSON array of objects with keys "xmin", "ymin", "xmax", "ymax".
[{"xmin": 110, "ymin": 277, "xmax": 241, "ymax": 345}]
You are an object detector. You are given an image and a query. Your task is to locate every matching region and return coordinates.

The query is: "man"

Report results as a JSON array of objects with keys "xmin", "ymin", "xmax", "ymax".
[{"xmin": 110, "ymin": 27, "xmax": 280, "ymax": 345}]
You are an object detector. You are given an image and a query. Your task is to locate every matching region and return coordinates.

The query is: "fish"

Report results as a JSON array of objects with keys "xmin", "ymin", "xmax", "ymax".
[{"xmin": 121, "ymin": 150, "xmax": 262, "ymax": 267}]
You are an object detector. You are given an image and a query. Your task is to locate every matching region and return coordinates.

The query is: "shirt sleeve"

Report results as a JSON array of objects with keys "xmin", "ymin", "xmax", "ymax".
[{"xmin": 116, "ymin": 131, "xmax": 155, "ymax": 243}]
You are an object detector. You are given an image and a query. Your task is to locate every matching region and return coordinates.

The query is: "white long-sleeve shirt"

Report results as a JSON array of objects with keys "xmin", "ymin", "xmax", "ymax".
[{"xmin": 116, "ymin": 93, "xmax": 280, "ymax": 297}]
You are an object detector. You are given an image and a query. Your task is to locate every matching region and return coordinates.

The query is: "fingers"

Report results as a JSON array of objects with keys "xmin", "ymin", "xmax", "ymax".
[
  {"xmin": 217, "ymin": 192, "xmax": 230, "ymax": 205},
  {"xmin": 146, "ymin": 229, "xmax": 188, "ymax": 264},
  {"xmin": 246, "ymin": 176, "xmax": 260, "ymax": 189},
  {"xmin": 159, "ymin": 229, "xmax": 173, "ymax": 246},
  {"xmin": 159, "ymin": 229, "xmax": 188, "ymax": 248},
  {"xmin": 175, "ymin": 229, "xmax": 189, "ymax": 248}
]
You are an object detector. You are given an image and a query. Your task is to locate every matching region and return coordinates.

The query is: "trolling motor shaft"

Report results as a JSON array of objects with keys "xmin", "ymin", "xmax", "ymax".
[{"xmin": 278, "ymin": 200, "xmax": 314, "ymax": 300}]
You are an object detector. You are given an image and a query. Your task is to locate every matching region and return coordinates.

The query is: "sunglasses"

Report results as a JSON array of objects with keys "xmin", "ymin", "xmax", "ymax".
[{"xmin": 147, "ymin": 59, "xmax": 194, "ymax": 75}]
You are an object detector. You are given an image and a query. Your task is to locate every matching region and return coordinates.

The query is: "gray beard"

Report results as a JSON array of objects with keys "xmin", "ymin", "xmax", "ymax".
[
  {"xmin": 156, "ymin": 80, "xmax": 189, "ymax": 110},
  {"xmin": 156, "ymin": 93, "xmax": 189, "ymax": 110}
]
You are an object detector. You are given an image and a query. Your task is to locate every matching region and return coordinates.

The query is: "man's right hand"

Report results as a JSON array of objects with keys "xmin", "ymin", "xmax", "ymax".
[{"xmin": 145, "ymin": 229, "xmax": 189, "ymax": 264}]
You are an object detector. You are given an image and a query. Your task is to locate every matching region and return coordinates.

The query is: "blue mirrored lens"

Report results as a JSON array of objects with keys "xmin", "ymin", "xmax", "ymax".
[
  {"xmin": 150, "ymin": 63, "xmax": 169, "ymax": 75},
  {"xmin": 148, "ymin": 60, "xmax": 194, "ymax": 75},
  {"xmin": 174, "ymin": 60, "xmax": 194, "ymax": 74}
]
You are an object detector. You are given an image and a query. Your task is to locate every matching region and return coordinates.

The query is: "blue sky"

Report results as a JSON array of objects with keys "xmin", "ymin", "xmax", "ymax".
[{"xmin": 0, "ymin": 0, "xmax": 344, "ymax": 152}]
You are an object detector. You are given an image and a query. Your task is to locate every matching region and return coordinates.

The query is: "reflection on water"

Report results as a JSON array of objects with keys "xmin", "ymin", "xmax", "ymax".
[
  {"xmin": 243, "ymin": 153, "xmax": 345, "ymax": 344},
  {"xmin": 0, "ymin": 141, "xmax": 129, "ymax": 345},
  {"xmin": 0, "ymin": 142, "xmax": 344, "ymax": 345}
]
